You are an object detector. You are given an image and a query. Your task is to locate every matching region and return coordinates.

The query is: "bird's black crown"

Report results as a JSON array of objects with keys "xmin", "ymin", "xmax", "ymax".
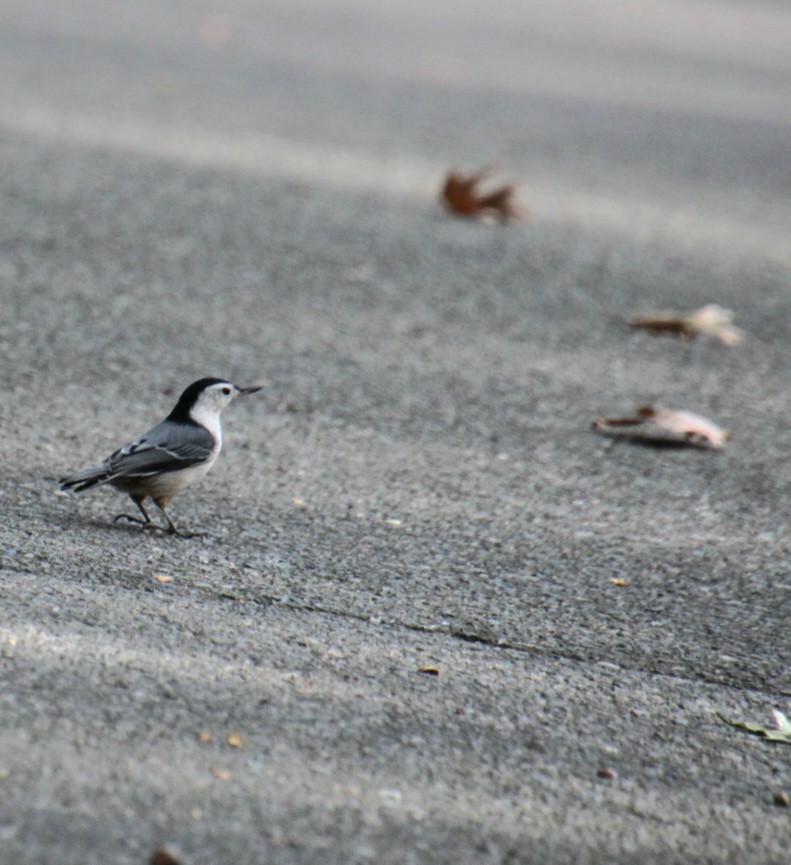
[{"xmin": 166, "ymin": 377, "xmax": 231, "ymax": 424}]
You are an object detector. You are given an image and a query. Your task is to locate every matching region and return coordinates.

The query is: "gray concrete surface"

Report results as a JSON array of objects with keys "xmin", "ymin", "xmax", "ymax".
[{"xmin": 1, "ymin": 1, "xmax": 790, "ymax": 863}]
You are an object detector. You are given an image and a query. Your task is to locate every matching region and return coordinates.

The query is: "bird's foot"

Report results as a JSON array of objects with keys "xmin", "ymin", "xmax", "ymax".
[
  {"xmin": 112, "ymin": 513, "xmax": 205, "ymax": 539},
  {"xmin": 161, "ymin": 522, "xmax": 207, "ymax": 539},
  {"xmin": 112, "ymin": 514, "xmax": 166, "ymax": 533},
  {"xmin": 112, "ymin": 513, "xmax": 146, "ymax": 526}
]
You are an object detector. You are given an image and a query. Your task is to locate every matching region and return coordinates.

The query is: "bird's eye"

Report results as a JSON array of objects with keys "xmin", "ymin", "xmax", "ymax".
[{"xmin": 221, "ymin": 387, "xmax": 232, "ymax": 395}]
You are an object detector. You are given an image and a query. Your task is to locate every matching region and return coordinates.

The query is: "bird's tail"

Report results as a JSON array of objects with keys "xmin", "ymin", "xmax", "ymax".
[{"xmin": 59, "ymin": 463, "xmax": 114, "ymax": 493}]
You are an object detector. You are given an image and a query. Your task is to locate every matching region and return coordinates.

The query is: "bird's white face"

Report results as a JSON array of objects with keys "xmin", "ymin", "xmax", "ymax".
[
  {"xmin": 187, "ymin": 382, "xmax": 240, "ymax": 441},
  {"xmin": 193, "ymin": 381, "xmax": 241, "ymax": 414}
]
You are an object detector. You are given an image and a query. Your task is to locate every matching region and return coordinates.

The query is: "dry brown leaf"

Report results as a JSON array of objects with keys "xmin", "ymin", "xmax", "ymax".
[
  {"xmin": 592, "ymin": 406, "xmax": 729, "ymax": 450},
  {"xmin": 150, "ymin": 847, "xmax": 182, "ymax": 865},
  {"xmin": 196, "ymin": 730, "xmax": 213, "ymax": 744},
  {"xmin": 440, "ymin": 167, "xmax": 522, "ymax": 223},
  {"xmin": 154, "ymin": 574, "xmax": 173, "ymax": 583},
  {"xmin": 627, "ymin": 304, "xmax": 743, "ymax": 345},
  {"xmin": 609, "ymin": 578, "xmax": 627, "ymax": 586},
  {"xmin": 226, "ymin": 732, "xmax": 245, "ymax": 748},
  {"xmin": 418, "ymin": 665, "xmax": 440, "ymax": 676}
]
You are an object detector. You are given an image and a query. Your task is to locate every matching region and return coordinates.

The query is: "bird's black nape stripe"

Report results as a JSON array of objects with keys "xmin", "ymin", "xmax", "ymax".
[{"xmin": 166, "ymin": 377, "xmax": 230, "ymax": 424}]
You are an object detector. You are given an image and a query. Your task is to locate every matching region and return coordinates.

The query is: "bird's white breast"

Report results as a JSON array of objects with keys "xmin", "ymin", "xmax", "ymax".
[
  {"xmin": 189, "ymin": 404, "xmax": 224, "ymax": 448},
  {"xmin": 143, "ymin": 455, "xmax": 219, "ymax": 499}
]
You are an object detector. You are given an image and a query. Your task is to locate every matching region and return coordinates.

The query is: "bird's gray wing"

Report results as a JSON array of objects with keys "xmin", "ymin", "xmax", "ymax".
[{"xmin": 104, "ymin": 420, "xmax": 216, "ymax": 479}]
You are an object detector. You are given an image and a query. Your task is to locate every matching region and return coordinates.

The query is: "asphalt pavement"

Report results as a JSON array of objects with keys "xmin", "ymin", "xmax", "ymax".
[{"xmin": 0, "ymin": 2, "xmax": 789, "ymax": 863}]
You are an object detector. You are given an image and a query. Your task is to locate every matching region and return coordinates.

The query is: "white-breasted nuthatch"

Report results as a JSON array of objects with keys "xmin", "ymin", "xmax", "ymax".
[{"xmin": 59, "ymin": 377, "xmax": 262, "ymax": 535}]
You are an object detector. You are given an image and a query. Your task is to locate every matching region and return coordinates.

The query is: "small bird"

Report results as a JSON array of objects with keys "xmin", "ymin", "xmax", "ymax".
[{"xmin": 59, "ymin": 377, "xmax": 262, "ymax": 535}]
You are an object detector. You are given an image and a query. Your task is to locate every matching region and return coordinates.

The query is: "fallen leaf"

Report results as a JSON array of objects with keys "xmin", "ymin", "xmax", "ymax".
[
  {"xmin": 720, "ymin": 709, "xmax": 791, "ymax": 744},
  {"xmin": 626, "ymin": 304, "xmax": 743, "ymax": 345},
  {"xmin": 609, "ymin": 578, "xmax": 627, "ymax": 586},
  {"xmin": 150, "ymin": 847, "xmax": 182, "ymax": 865},
  {"xmin": 440, "ymin": 166, "xmax": 522, "ymax": 223},
  {"xmin": 418, "ymin": 665, "xmax": 440, "ymax": 676},
  {"xmin": 154, "ymin": 574, "xmax": 173, "ymax": 583},
  {"xmin": 226, "ymin": 732, "xmax": 245, "ymax": 748},
  {"xmin": 592, "ymin": 406, "xmax": 729, "ymax": 450},
  {"xmin": 196, "ymin": 730, "xmax": 213, "ymax": 744}
]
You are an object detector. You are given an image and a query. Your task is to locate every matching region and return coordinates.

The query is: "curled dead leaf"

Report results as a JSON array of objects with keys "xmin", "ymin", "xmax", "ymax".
[
  {"xmin": 626, "ymin": 304, "xmax": 743, "ymax": 345},
  {"xmin": 150, "ymin": 846, "xmax": 182, "ymax": 865},
  {"xmin": 592, "ymin": 406, "xmax": 729, "ymax": 450},
  {"xmin": 441, "ymin": 166, "xmax": 522, "ymax": 223},
  {"xmin": 721, "ymin": 708, "xmax": 791, "ymax": 744},
  {"xmin": 418, "ymin": 665, "xmax": 440, "ymax": 676},
  {"xmin": 154, "ymin": 574, "xmax": 173, "ymax": 583},
  {"xmin": 609, "ymin": 578, "xmax": 627, "ymax": 586}
]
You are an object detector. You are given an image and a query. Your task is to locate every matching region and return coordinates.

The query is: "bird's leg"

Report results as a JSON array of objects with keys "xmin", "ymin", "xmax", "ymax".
[
  {"xmin": 153, "ymin": 496, "xmax": 182, "ymax": 536},
  {"xmin": 112, "ymin": 495, "xmax": 155, "ymax": 528}
]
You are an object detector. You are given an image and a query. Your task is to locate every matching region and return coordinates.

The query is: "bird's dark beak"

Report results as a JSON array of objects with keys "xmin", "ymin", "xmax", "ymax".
[{"xmin": 238, "ymin": 385, "xmax": 263, "ymax": 395}]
